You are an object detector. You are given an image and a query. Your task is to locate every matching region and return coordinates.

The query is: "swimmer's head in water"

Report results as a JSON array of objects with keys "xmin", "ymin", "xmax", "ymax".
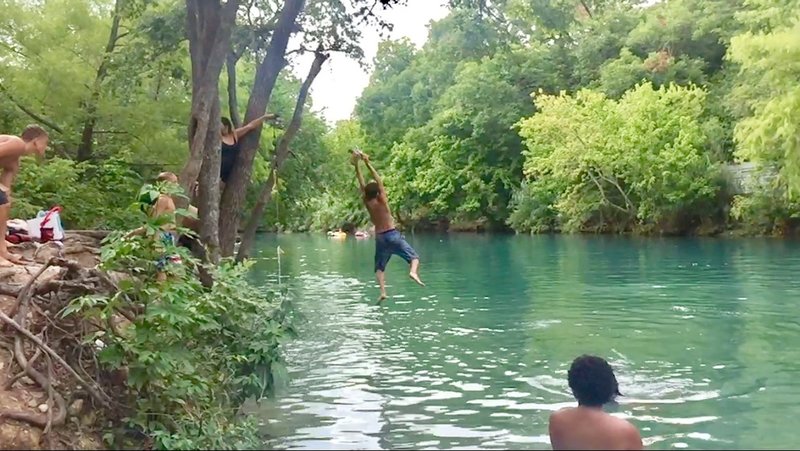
[
  {"xmin": 221, "ymin": 117, "xmax": 234, "ymax": 136},
  {"xmin": 568, "ymin": 355, "xmax": 621, "ymax": 407},
  {"xmin": 364, "ymin": 182, "xmax": 380, "ymax": 201}
]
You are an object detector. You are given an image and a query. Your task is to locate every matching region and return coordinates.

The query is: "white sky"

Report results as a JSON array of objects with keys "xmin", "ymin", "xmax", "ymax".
[{"xmin": 291, "ymin": 1, "xmax": 450, "ymax": 125}]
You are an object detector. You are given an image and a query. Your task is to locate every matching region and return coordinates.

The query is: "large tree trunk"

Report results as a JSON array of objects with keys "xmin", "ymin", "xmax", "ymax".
[
  {"xmin": 218, "ymin": 0, "xmax": 306, "ymax": 257},
  {"xmin": 197, "ymin": 97, "xmax": 224, "ymax": 263},
  {"xmin": 181, "ymin": 0, "xmax": 239, "ymax": 265},
  {"xmin": 77, "ymin": 0, "xmax": 123, "ymax": 162},
  {"xmin": 236, "ymin": 50, "xmax": 329, "ymax": 262},
  {"xmin": 226, "ymin": 51, "xmax": 242, "ymax": 127}
]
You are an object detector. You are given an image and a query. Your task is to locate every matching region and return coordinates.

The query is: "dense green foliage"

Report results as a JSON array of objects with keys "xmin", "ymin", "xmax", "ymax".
[
  {"xmin": 64, "ymin": 198, "xmax": 292, "ymax": 450},
  {"xmin": 0, "ymin": 0, "xmax": 332, "ymax": 232},
  {"xmin": 331, "ymin": 0, "xmax": 800, "ymax": 235},
  {"xmin": 11, "ymin": 157, "xmax": 143, "ymax": 229},
  {"xmin": 4, "ymin": 1, "xmax": 800, "ymax": 236},
  {"xmin": 513, "ymin": 83, "xmax": 720, "ymax": 234},
  {"xmin": 726, "ymin": 0, "xmax": 800, "ymax": 234}
]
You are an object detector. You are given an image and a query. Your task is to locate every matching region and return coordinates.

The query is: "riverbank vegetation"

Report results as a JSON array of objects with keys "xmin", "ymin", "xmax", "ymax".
[
  {"xmin": 0, "ymin": 0, "xmax": 391, "ymax": 449},
  {"xmin": 0, "ymin": 225, "xmax": 291, "ymax": 449},
  {"xmin": 5, "ymin": 1, "xmax": 800, "ymax": 238},
  {"xmin": 0, "ymin": 0, "xmax": 798, "ymax": 449},
  {"xmin": 342, "ymin": 0, "xmax": 800, "ymax": 236}
]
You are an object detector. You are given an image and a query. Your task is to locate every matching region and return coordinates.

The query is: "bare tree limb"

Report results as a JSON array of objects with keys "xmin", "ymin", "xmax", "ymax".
[
  {"xmin": 0, "ymin": 310, "xmax": 111, "ymax": 406},
  {"xmin": 586, "ymin": 169, "xmax": 630, "ymax": 214},
  {"xmin": 236, "ymin": 49, "xmax": 329, "ymax": 262},
  {"xmin": 0, "ymin": 84, "xmax": 63, "ymax": 134},
  {"xmin": 8, "ymin": 260, "xmax": 55, "ymax": 319},
  {"xmin": 226, "ymin": 51, "xmax": 241, "ymax": 127},
  {"xmin": 597, "ymin": 172, "xmax": 636, "ymax": 214},
  {"xmin": 579, "ymin": 0, "xmax": 594, "ymax": 19}
]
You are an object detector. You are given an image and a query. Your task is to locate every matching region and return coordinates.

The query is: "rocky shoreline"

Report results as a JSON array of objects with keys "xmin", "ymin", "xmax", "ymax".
[{"xmin": 0, "ymin": 232, "xmax": 119, "ymax": 450}]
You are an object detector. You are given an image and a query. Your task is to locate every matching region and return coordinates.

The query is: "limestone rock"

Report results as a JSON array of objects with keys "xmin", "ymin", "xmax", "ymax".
[
  {"xmin": 69, "ymin": 398, "xmax": 84, "ymax": 416},
  {"xmin": 0, "ymin": 422, "xmax": 42, "ymax": 450},
  {"xmin": 81, "ymin": 410, "xmax": 97, "ymax": 427}
]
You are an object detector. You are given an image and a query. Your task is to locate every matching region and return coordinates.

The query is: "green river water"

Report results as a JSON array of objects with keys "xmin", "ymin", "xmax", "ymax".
[{"xmin": 249, "ymin": 233, "xmax": 800, "ymax": 450}]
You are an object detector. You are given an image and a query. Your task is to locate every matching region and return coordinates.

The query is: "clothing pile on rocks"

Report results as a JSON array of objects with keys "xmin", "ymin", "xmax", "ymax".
[{"xmin": 6, "ymin": 206, "xmax": 65, "ymax": 245}]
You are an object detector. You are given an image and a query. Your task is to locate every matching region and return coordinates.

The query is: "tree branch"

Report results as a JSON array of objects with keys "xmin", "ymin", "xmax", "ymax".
[
  {"xmin": 0, "ymin": 84, "xmax": 63, "ymax": 134},
  {"xmin": 597, "ymin": 172, "xmax": 636, "ymax": 214},
  {"xmin": 236, "ymin": 49, "xmax": 329, "ymax": 262},
  {"xmin": 579, "ymin": 0, "xmax": 594, "ymax": 19},
  {"xmin": 586, "ymin": 169, "xmax": 629, "ymax": 214},
  {"xmin": 0, "ymin": 311, "xmax": 111, "ymax": 407},
  {"xmin": 0, "ymin": 41, "xmax": 28, "ymax": 60},
  {"xmin": 226, "ymin": 51, "xmax": 241, "ymax": 127},
  {"xmin": 218, "ymin": 0, "xmax": 306, "ymax": 256}
]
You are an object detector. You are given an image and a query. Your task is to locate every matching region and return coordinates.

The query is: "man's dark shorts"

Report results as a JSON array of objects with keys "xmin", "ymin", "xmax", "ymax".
[
  {"xmin": 0, "ymin": 188, "xmax": 9, "ymax": 206},
  {"xmin": 375, "ymin": 229, "xmax": 418, "ymax": 272}
]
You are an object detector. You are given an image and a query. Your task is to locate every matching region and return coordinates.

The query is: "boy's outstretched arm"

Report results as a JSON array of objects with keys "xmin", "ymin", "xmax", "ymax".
[
  {"xmin": 353, "ymin": 159, "xmax": 366, "ymax": 192},
  {"xmin": 362, "ymin": 154, "xmax": 387, "ymax": 199}
]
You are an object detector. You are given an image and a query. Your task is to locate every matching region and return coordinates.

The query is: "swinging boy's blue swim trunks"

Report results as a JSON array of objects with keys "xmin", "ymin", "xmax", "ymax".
[{"xmin": 374, "ymin": 229, "xmax": 418, "ymax": 272}]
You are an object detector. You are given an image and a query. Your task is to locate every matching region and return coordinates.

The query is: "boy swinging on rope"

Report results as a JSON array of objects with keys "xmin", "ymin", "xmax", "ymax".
[{"xmin": 352, "ymin": 150, "xmax": 423, "ymax": 301}]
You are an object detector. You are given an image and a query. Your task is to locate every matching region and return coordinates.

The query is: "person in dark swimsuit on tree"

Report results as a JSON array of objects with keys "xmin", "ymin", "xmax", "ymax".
[{"xmin": 220, "ymin": 113, "xmax": 279, "ymax": 186}]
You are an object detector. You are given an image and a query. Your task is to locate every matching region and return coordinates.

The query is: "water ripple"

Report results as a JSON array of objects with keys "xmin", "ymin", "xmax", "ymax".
[{"xmin": 250, "ymin": 234, "xmax": 800, "ymax": 450}]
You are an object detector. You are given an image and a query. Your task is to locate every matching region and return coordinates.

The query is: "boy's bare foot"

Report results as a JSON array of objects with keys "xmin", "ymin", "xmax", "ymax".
[
  {"xmin": 9, "ymin": 250, "xmax": 31, "ymax": 264},
  {"xmin": 0, "ymin": 251, "xmax": 23, "ymax": 265},
  {"xmin": 0, "ymin": 255, "xmax": 18, "ymax": 267},
  {"xmin": 378, "ymin": 292, "xmax": 387, "ymax": 302},
  {"xmin": 409, "ymin": 272, "xmax": 425, "ymax": 286}
]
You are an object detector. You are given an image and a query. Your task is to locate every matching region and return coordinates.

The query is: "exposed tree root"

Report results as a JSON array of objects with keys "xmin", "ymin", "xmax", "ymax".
[{"xmin": 0, "ymin": 246, "xmax": 117, "ymax": 446}]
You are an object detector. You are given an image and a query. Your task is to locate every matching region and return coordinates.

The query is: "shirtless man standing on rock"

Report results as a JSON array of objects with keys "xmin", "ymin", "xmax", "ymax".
[
  {"xmin": 0, "ymin": 125, "xmax": 48, "ymax": 267},
  {"xmin": 352, "ymin": 150, "xmax": 423, "ymax": 301}
]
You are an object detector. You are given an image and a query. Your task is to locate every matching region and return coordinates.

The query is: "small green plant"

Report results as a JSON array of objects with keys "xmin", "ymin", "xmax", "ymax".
[
  {"xmin": 63, "ymin": 194, "xmax": 292, "ymax": 450},
  {"xmin": 13, "ymin": 157, "xmax": 142, "ymax": 229}
]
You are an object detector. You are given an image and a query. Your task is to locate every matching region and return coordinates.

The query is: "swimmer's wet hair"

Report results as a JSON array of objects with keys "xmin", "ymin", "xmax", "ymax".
[{"xmin": 568, "ymin": 355, "xmax": 622, "ymax": 407}]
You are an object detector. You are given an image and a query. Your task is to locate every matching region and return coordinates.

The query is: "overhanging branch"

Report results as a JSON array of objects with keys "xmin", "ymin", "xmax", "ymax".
[
  {"xmin": 235, "ymin": 49, "xmax": 329, "ymax": 262},
  {"xmin": 0, "ymin": 84, "xmax": 63, "ymax": 134}
]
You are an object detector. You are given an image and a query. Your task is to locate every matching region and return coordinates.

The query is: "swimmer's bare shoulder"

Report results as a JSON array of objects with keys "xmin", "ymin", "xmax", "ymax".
[
  {"xmin": 549, "ymin": 408, "xmax": 643, "ymax": 450},
  {"xmin": 607, "ymin": 415, "xmax": 643, "ymax": 450},
  {"xmin": 548, "ymin": 408, "xmax": 574, "ymax": 450}
]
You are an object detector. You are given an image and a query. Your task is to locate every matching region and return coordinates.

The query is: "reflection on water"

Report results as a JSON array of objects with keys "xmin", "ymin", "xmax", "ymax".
[{"xmin": 249, "ymin": 234, "xmax": 800, "ymax": 450}]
